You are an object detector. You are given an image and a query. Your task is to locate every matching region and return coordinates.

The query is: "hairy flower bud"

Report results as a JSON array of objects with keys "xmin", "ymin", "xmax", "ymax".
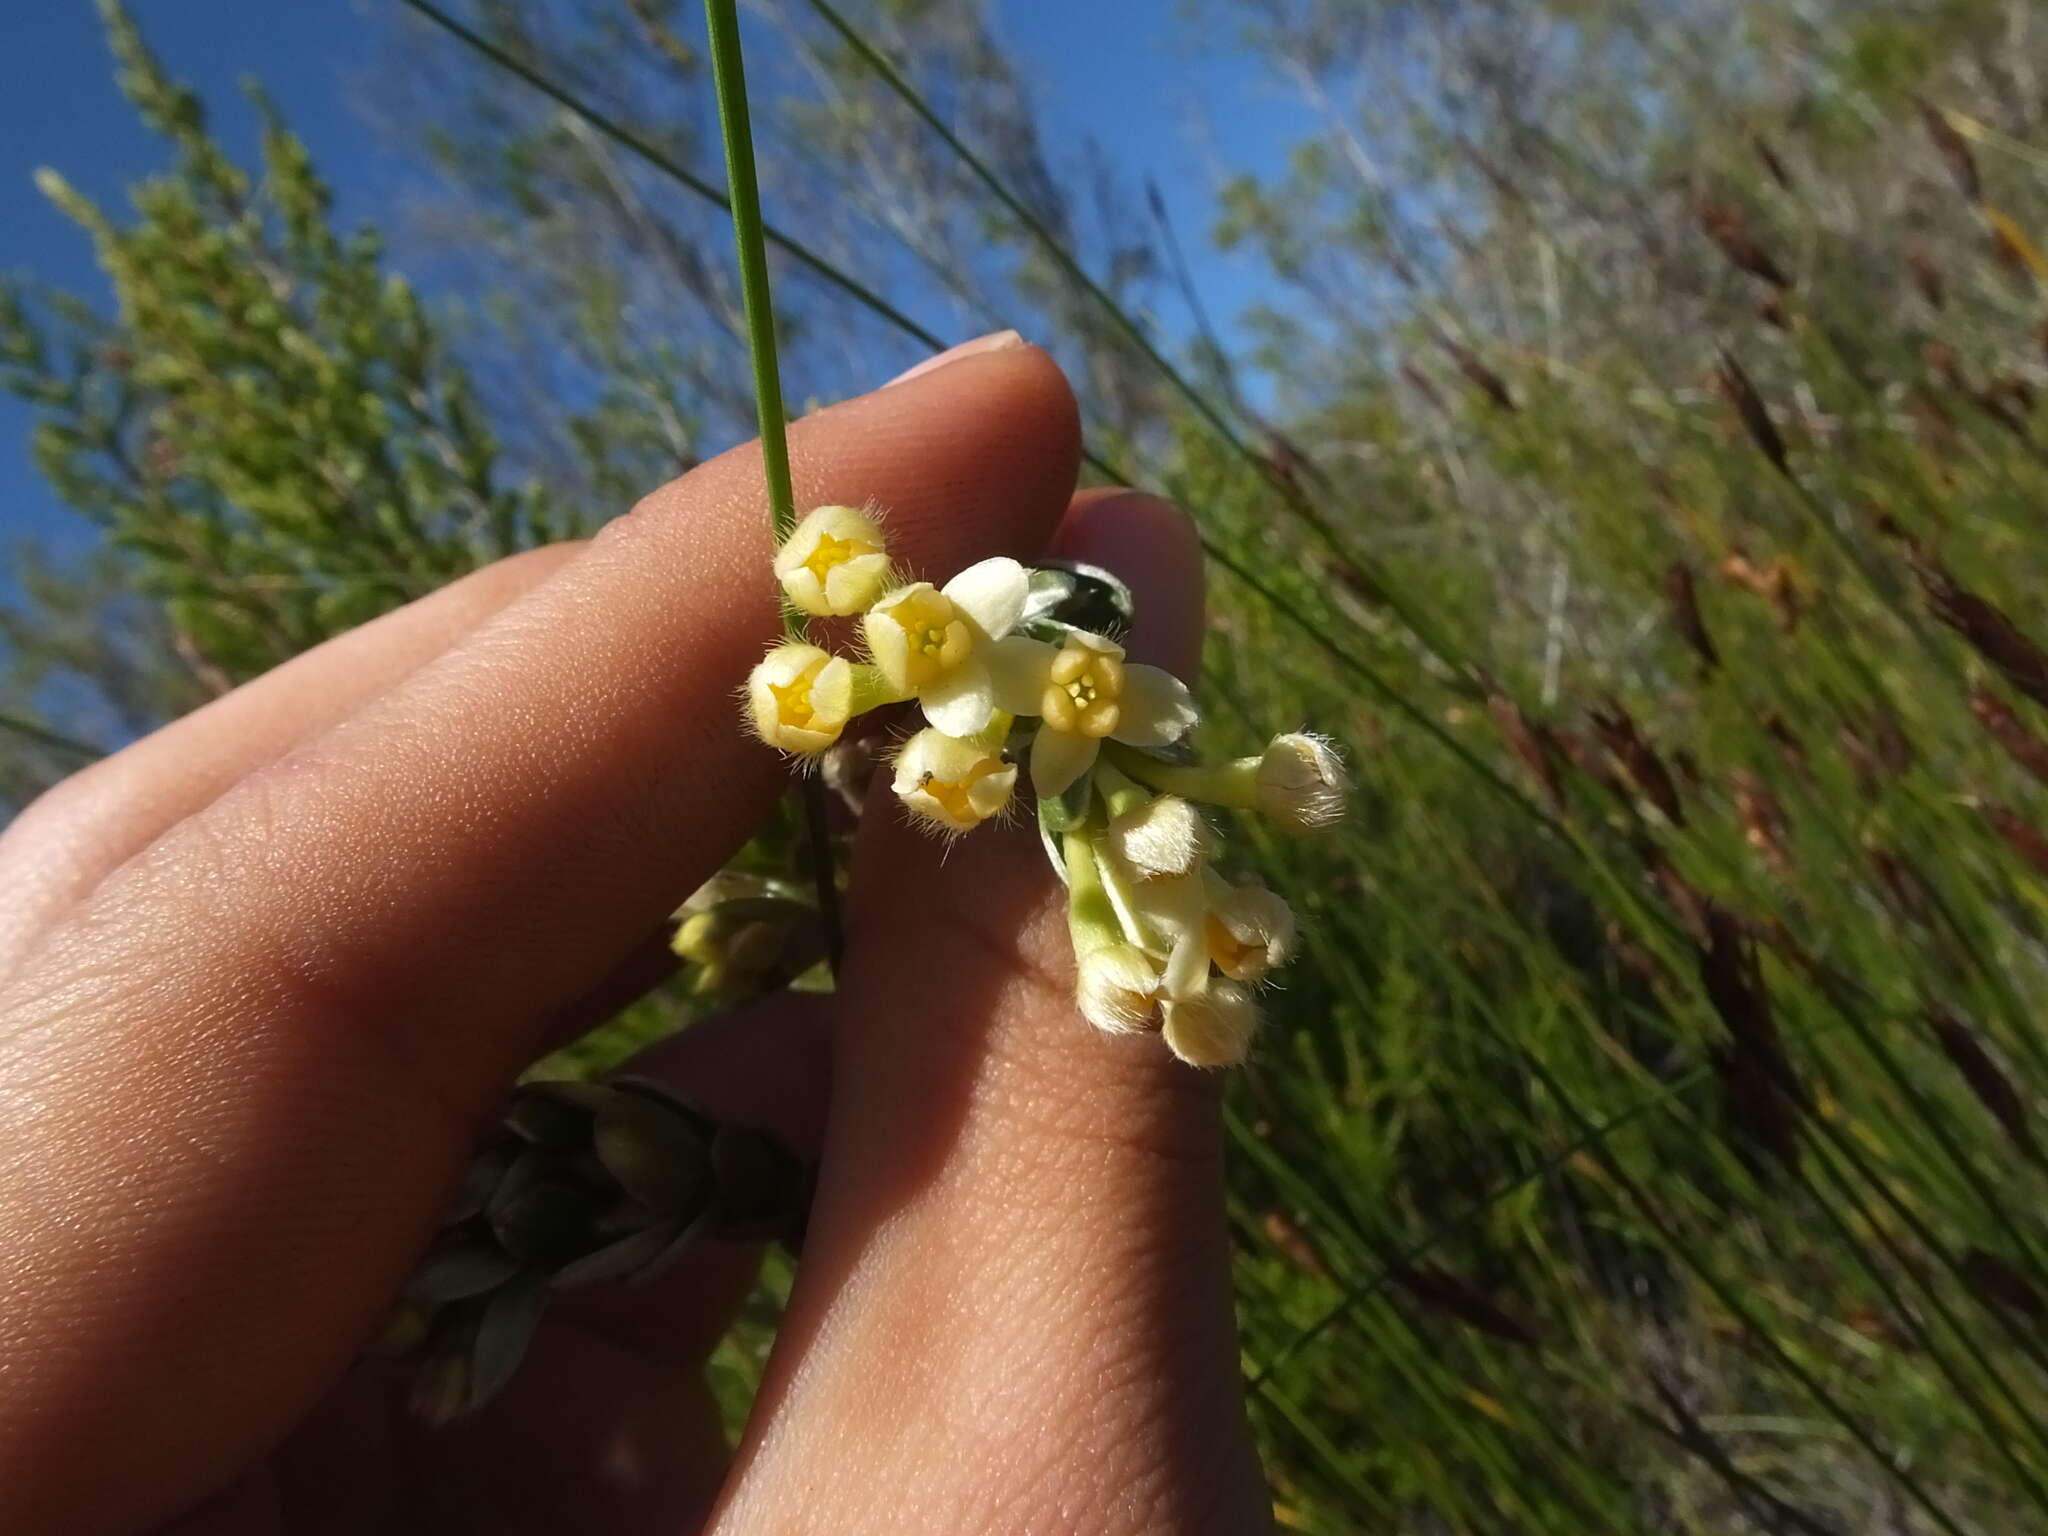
[
  {"xmin": 745, "ymin": 642, "xmax": 854, "ymax": 755},
  {"xmin": 1257, "ymin": 733, "xmax": 1347, "ymax": 833},
  {"xmin": 1106, "ymin": 794, "xmax": 1217, "ymax": 881},
  {"xmin": 1076, "ymin": 942, "xmax": 1164, "ymax": 1034},
  {"xmin": 671, "ymin": 909, "xmax": 724, "ymax": 964},
  {"xmin": 1162, "ymin": 979, "xmax": 1260, "ymax": 1067},
  {"xmin": 773, "ymin": 504, "xmax": 892, "ymax": 615},
  {"xmin": 1205, "ymin": 876, "xmax": 1297, "ymax": 981}
]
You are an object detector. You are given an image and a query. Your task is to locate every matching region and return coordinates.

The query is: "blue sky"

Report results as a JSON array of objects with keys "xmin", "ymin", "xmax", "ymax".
[{"xmin": 0, "ymin": 0, "xmax": 1308, "ymax": 561}]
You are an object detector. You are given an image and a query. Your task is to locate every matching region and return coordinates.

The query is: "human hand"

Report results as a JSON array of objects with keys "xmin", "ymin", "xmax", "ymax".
[{"xmin": 0, "ymin": 340, "xmax": 1270, "ymax": 1534}]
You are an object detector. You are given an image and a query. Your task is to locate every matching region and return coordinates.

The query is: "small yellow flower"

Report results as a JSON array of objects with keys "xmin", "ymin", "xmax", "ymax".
[
  {"xmin": 1202, "ymin": 873, "xmax": 1296, "ymax": 981},
  {"xmin": 745, "ymin": 642, "xmax": 854, "ymax": 755},
  {"xmin": 992, "ymin": 630, "xmax": 1198, "ymax": 797},
  {"xmin": 863, "ymin": 556, "xmax": 1035, "ymax": 735},
  {"xmin": 671, "ymin": 909, "xmax": 725, "ymax": 964},
  {"xmin": 774, "ymin": 504, "xmax": 892, "ymax": 616},
  {"xmin": 891, "ymin": 727, "xmax": 1017, "ymax": 833},
  {"xmin": 1162, "ymin": 979, "xmax": 1259, "ymax": 1068}
]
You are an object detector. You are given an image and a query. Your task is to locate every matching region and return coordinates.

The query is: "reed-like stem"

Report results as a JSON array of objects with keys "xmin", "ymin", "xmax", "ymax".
[
  {"xmin": 0, "ymin": 711, "xmax": 105, "ymax": 762},
  {"xmin": 701, "ymin": 0, "xmax": 841, "ymax": 971},
  {"xmin": 703, "ymin": 0, "xmax": 794, "ymax": 553}
]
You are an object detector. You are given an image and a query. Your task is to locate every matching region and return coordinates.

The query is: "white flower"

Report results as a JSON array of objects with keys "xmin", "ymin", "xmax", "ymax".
[
  {"xmin": 993, "ymin": 630, "xmax": 1199, "ymax": 798},
  {"xmin": 862, "ymin": 556, "xmax": 1036, "ymax": 736},
  {"xmin": 1161, "ymin": 979, "xmax": 1260, "ymax": 1068},
  {"xmin": 1203, "ymin": 873, "xmax": 1296, "ymax": 981},
  {"xmin": 892, "ymin": 727, "xmax": 1017, "ymax": 833},
  {"xmin": 1256, "ymin": 733, "xmax": 1347, "ymax": 832},
  {"xmin": 1105, "ymin": 795, "xmax": 1216, "ymax": 881},
  {"xmin": 774, "ymin": 504, "xmax": 893, "ymax": 615},
  {"xmin": 1076, "ymin": 942, "xmax": 1165, "ymax": 1034},
  {"xmin": 745, "ymin": 642, "xmax": 854, "ymax": 755}
]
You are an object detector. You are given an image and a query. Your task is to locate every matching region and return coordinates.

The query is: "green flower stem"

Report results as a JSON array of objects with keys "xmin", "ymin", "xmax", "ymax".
[
  {"xmin": 847, "ymin": 663, "xmax": 910, "ymax": 717},
  {"xmin": 702, "ymin": 0, "xmax": 840, "ymax": 972},
  {"xmin": 703, "ymin": 0, "xmax": 795, "ymax": 559},
  {"xmin": 1090, "ymin": 758, "xmax": 1152, "ymax": 821},
  {"xmin": 1105, "ymin": 742, "xmax": 1259, "ymax": 811},
  {"xmin": 1061, "ymin": 828, "xmax": 1123, "ymax": 953}
]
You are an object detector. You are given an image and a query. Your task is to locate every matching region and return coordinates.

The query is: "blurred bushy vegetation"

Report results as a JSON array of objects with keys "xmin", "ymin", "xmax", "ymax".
[{"xmin": 12, "ymin": 0, "xmax": 2048, "ymax": 1529}]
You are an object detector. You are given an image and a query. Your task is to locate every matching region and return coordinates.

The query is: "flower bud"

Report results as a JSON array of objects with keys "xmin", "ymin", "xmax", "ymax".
[
  {"xmin": 892, "ymin": 727, "xmax": 1018, "ymax": 833},
  {"xmin": 746, "ymin": 642, "xmax": 854, "ymax": 755},
  {"xmin": 1162, "ymin": 979, "xmax": 1260, "ymax": 1067},
  {"xmin": 671, "ymin": 909, "xmax": 724, "ymax": 964},
  {"xmin": 1106, "ymin": 794, "xmax": 1217, "ymax": 881},
  {"xmin": 1257, "ymin": 733, "xmax": 1347, "ymax": 833},
  {"xmin": 1076, "ymin": 942, "xmax": 1164, "ymax": 1034},
  {"xmin": 1205, "ymin": 876, "xmax": 1296, "ymax": 981},
  {"xmin": 773, "ymin": 504, "xmax": 892, "ymax": 615}
]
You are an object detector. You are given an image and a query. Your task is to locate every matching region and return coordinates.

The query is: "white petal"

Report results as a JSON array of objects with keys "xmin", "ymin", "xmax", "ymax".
[
  {"xmin": 821, "ymin": 552, "xmax": 892, "ymax": 615},
  {"xmin": 920, "ymin": 658, "xmax": 996, "ymax": 736},
  {"xmin": 941, "ymin": 556, "xmax": 1028, "ymax": 638},
  {"xmin": 1076, "ymin": 943, "xmax": 1163, "ymax": 1034},
  {"xmin": 1030, "ymin": 727, "xmax": 1099, "ymax": 798},
  {"xmin": 1161, "ymin": 981, "xmax": 1258, "ymax": 1068},
  {"xmin": 1162, "ymin": 925, "xmax": 1213, "ymax": 1001},
  {"xmin": 860, "ymin": 605, "xmax": 913, "ymax": 691},
  {"xmin": 1106, "ymin": 796, "xmax": 1215, "ymax": 880},
  {"xmin": 1113, "ymin": 664, "xmax": 1199, "ymax": 747},
  {"xmin": 986, "ymin": 634, "xmax": 1055, "ymax": 715},
  {"xmin": 1128, "ymin": 869, "xmax": 1210, "ymax": 946}
]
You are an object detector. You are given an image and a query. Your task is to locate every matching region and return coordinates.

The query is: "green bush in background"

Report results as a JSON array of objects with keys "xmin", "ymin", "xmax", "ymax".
[{"xmin": 11, "ymin": 1, "xmax": 2048, "ymax": 1529}]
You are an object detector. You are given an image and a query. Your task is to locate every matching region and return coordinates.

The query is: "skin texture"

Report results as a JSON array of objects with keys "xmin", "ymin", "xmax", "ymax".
[{"xmin": 0, "ymin": 344, "xmax": 1270, "ymax": 1535}]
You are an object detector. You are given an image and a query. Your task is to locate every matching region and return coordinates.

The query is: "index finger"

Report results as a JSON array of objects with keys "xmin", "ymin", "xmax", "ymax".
[{"xmin": 0, "ymin": 343, "xmax": 1078, "ymax": 1534}]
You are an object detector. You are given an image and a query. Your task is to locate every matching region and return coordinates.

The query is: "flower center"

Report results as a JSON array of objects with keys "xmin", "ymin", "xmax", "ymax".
[
  {"xmin": 1040, "ymin": 640, "xmax": 1124, "ymax": 738},
  {"xmin": 802, "ymin": 529, "xmax": 879, "ymax": 582},
  {"xmin": 1207, "ymin": 916, "xmax": 1252, "ymax": 974},
  {"xmin": 889, "ymin": 589, "xmax": 971, "ymax": 688},
  {"xmin": 768, "ymin": 657, "xmax": 828, "ymax": 726},
  {"xmin": 919, "ymin": 755, "xmax": 1005, "ymax": 825}
]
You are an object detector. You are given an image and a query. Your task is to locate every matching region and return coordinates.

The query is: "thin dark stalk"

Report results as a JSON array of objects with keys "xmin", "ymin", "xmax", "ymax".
[
  {"xmin": 398, "ymin": 0, "xmax": 945, "ymax": 354},
  {"xmin": 1520, "ymin": 1048, "xmax": 1975, "ymax": 1536},
  {"xmin": 1803, "ymin": 1138, "xmax": 2048, "ymax": 1502},
  {"xmin": 800, "ymin": 0, "xmax": 1478, "ymax": 679},
  {"xmin": 0, "ymin": 712, "xmax": 105, "ymax": 762}
]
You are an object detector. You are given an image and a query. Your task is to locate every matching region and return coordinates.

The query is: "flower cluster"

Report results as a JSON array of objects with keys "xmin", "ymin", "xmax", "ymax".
[{"xmin": 743, "ymin": 504, "xmax": 1347, "ymax": 1066}]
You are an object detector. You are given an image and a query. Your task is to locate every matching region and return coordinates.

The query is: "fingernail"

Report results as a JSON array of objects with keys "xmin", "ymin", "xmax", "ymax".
[{"xmin": 886, "ymin": 330, "xmax": 1025, "ymax": 386}]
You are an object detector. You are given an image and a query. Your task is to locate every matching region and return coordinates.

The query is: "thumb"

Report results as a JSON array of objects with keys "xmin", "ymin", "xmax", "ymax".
[{"xmin": 713, "ymin": 492, "xmax": 1269, "ymax": 1534}]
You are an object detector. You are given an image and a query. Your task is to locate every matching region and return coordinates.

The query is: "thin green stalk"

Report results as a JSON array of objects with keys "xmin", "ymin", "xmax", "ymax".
[
  {"xmin": 1239, "ymin": 1068, "xmax": 1702, "ymax": 1391},
  {"xmin": 0, "ymin": 712, "xmax": 105, "ymax": 762},
  {"xmin": 1515, "ymin": 1045, "xmax": 1975, "ymax": 1536},
  {"xmin": 802, "ymin": 0, "xmax": 1478, "ymax": 680},
  {"xmin": 704, "ymin": 0, "xmax": 793, "ymax": 548},
  {"xmin": 700, "ymin": 0, "xmax": 840, "ymax": 972},
  {"xmin": 398, "ymin": 0, "xmax": 945, "ymax": 355},
  {"xmin": 1801, "ymin": 1137, "xmax": 2048, "ymax": 1502}
]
